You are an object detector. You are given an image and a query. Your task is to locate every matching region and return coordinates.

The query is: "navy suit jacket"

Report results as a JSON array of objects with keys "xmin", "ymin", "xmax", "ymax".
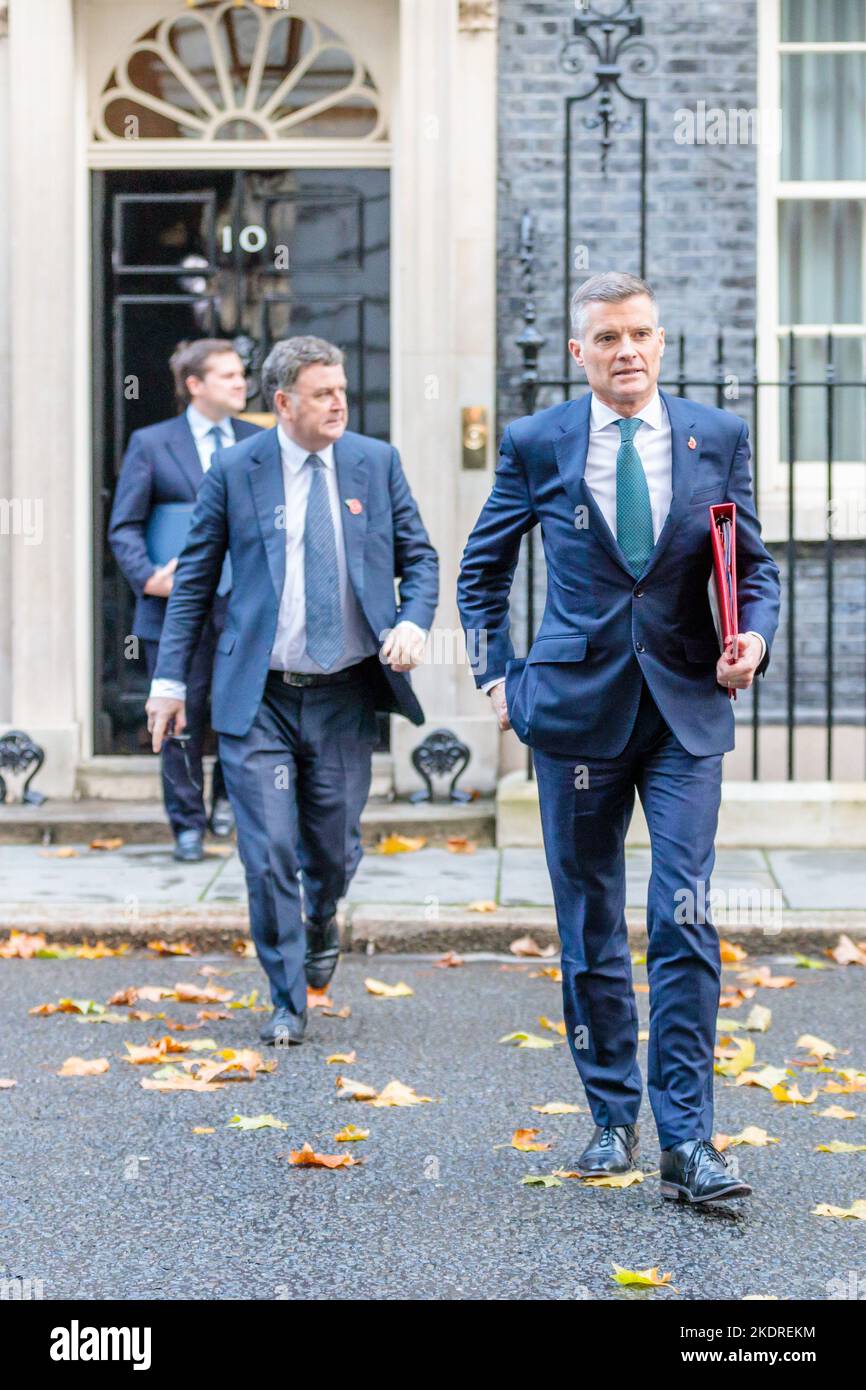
[
  {"xmin": 108, "ymin": 413, "xmax": 262, "ymax": 641},
  {"xmin": 457, "ymin": 390, "xmax": 781, "ymax": 758},
  {"xmin": 154, "ymin": 427, "xmax": 439, "ymax": 736}
]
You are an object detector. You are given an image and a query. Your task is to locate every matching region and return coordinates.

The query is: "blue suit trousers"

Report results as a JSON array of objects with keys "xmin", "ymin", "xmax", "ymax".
[
  {"xmin": 218, "ymin": 666, "xmax": 379, "ymax": 1014},
  {"xmin": 532, "ymin": 679, "xmax": 723, "ymax": 1149}
]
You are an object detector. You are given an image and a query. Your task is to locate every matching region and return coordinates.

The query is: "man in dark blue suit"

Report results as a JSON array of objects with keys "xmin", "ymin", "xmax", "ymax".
[
  {"xmin": 146, "ymin": 336, "xmax": 438, "ymax": 1046},
  {"xmin": 109, "ymin": 339, "xmax": 261, "ymax": 861},
  {"xmin": 458, "ymin": 273, "xmax": 780, "ymax": 1206}
]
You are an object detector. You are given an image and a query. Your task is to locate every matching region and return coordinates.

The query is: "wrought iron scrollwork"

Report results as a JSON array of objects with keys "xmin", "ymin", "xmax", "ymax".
[
  {"xmin": 0, "ymin": 730, "xmax": 47, "ymax": 805},
  {"xmin": 560, "ymin": 0, "xmax": 657, "ymax": 178},
  {"xmin": 409, "ymin": 728, "xmax": 472, "ymax": 804}
]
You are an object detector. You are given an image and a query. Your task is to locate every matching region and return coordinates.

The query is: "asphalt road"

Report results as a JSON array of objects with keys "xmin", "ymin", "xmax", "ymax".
[{"xmin": 1, "ymin": 950, "xmax": 864, "ymax": 1301}]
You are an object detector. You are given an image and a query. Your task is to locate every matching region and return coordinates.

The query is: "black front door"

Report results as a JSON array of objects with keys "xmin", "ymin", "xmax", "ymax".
[{"xmin": 92, "ymin": 167, "xmax": 390, "ymax": 753}]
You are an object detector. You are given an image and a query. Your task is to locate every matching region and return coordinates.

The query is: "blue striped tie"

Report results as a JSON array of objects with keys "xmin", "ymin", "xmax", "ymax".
[
  {"xmin": 615, "ymin": 416, "xmax": 654, "ymax": 576},
  {"xmin": 303, "ymin": 454, "xmax": 344, "ymax": 670}
]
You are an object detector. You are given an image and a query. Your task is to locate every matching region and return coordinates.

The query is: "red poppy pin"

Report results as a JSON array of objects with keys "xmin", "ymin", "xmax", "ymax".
[
  {"xmin": 688, "ymin": 436, "xmax": 697, "ymax": 450},
  {"xmin": 345, "ymin": 498, "xmax": 363, "ymax": 515}
]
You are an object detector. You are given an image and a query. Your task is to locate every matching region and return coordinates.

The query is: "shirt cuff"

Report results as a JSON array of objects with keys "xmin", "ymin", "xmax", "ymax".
[
  {"xmin": 482, "ymin": 677, "xmax": 506, "ymax": 695},
  {"xmin": 150, "ymin": 679, "xmax": 187, "ymax": 701},
  {"xmin": 746, "ymin": 632, "xmax": 767, "ymax": 664},
  {"xmin": 397, "ymin": 620, "xmax": 427, "ymax": 640}
]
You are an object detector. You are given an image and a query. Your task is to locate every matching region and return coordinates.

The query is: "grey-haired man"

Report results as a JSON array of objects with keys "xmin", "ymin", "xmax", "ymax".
[{"xmin": 147, "ymin": 337, "xmax": 439, "ymax": 1044}]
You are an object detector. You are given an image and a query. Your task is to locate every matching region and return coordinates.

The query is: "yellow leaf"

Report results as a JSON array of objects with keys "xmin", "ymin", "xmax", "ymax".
[
  {"xmin": 819, "ymin": 1105, "xmax": 857, "ymax": 1120},
  {"xmin": 770, "ymin": 1083, "xmax": 819, "ymax": 1105},
  {"xmin": 610, "ymin": 1264, "xmax": 677, "ymax": 1292},
  {"xmin": 735, "ymin": 1066, "xmax": 790, "ymax": 1090},
  {"xmin": 468, "ymin": 900, "xmax": 498, "ymax": 914},
  {"xmin": 742, "ymin": 1004, "xmax": 772, "ymax": 1032},
  {"xmin": 377, "ymin": 834, "xmax": 426, "ymax": 854},
  {"xmin": 192, "ymin": 1127, "xmax": 215, "ymax": 1134},
  {"xmin": 369, "ymin": 1079, "xmax": 435, "ymax": 1107},
  {"xmin": 531, "ymin": 1101, "xmax": 582, "ymax": 1115},
  {"xmin": 498, "ymin": 1031, "xmax": 556, "ymax": 1049},
  {"xmin": 713, "ymin": 1127, "xmax": 779, "ymax": 1150},
  {"xmin": 538, "ymin": 1015, "xmax": 567, "ymax": 1037},
  {"xmin": 714, "ymin": 1037, "xmax": 756, "ymax": 1077},
  {"xmin": 813, "ymin": 1200, "xmax": 866, "ymax": 1220},
  {"xmin": 796, "ymin": 1033, "xmax": 838, "ymax": 1059},
  {"xmin": 335, "ymin": 1075, "xmax": 378, "ymax": 1101},
  {"xmin": 326, "ymin": 1051, "xmax": 357, "ymax": 1065},
  {"xmin": 815, "ymin": 1141, "xmax": 866, "ymax": 1153},
  {"xmin": 334, "ymin": 1124, "xmax": 369, "ymax": 1142},
  {"xmin": 529, "ymin": 966, "xmax": 562, "ymax": 982},
  {"xmin": 364, "ymin": 978, "xmax": 414, "ymax": 998},
  {"xmin": 582, "ymin": 1170, "xmax": 646, "ymax": 1188}
]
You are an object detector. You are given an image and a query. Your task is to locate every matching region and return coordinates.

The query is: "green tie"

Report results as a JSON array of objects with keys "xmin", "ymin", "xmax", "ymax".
[{"xmin": 615, "ymin": 416, "xmax": 654, "ymax": 575}]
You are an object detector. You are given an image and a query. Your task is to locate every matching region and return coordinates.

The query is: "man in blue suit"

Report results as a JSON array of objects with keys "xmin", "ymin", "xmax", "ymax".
[
  {"xmin": 458, "ymin": 273, "xmax": 780, "ymax": 1206},
  {"xmin": 108, "ymin": 339, "xmax": 261, "ymax": 860},
  {"xmin": 146, "ymin": 336, "xmax": 438, "ymax": 1045}
]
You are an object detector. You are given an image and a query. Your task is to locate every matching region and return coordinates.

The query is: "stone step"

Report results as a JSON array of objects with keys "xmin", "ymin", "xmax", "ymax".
[
  {"xmin": 0, "ymin": 796, "xmax": 496, "ymax": 848},
  {"xmin": 75, "ymin": 753, "xmax": 395, "ymax": 801}
]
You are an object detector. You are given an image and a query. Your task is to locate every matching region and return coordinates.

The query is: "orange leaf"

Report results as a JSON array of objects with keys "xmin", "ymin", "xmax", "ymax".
[
  {"xmin": 511, "ymin": 1128, "xmax": 552, "ymax": 1152},
  {"xmin": 58, "ymin": 1056, "xmax": 109, "ymax": 1076},
  {"xmin": 446, "ymin": 836, "xmax": 476, "ymax": 854},
  {"xmin": 827, "ymin": 934, "xmax": 866, "ymax": 966},
  {"xmin": 173, "ymin": 981, "xmax": 233, "ymax": 1004},
  {"xmin": 434, "ymin": 951, "xmax": 465, "ymax": 968},
  {"xmin": 288, "ymin": 1142, "xmax": 361, "ymax": 1169},
  {"xmin": 89, "ymin": 837, "xmax": 124, "ymax": 851},
  {"xmin": 509, "ymin": 933, "xmax": 555, "ymax": 957},
  {"xmin": 147, "ymin": 940, "xmax": 194, "ymax": 957},
  {"xmin": 377, "ymin": 834, "xmax": 426, "ymax": 855},
  {"xmin": 720, "ymin": 940, "xmax": 749, "ymax": 963}
]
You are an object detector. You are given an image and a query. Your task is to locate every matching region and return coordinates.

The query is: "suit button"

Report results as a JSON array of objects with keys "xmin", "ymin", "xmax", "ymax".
[
  {"xmin": 636, "ymin": 642, "xmax": 645, "ymax": 653},
  {"xmin": 635, "ymin": 588, "xmax": 645, "ymax": 598}
]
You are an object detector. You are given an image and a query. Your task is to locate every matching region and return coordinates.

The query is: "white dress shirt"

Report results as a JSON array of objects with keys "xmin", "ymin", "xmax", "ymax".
[
  {"xmin": 268, "ymin": 426, "xmax": 378, "ymax": 674},
  {"xmin": 186, "ymin": 403, "xmax": 235, "ymax": 472},
  {"xmin": 484, "ymin": 388, "xmax": 764, "ymax": 693}
]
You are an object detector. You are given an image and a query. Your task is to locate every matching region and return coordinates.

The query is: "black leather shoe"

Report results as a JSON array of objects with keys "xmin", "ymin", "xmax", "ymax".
[
  {"xmin": 574, "ymin": 1123, "xmax": 640, "ymax": 1176},
  {"xmin": 173, "ymin": 830, "xmax": 204, "ymax": 863},
  {"xmin": 660, "ymin": 1138, "xmax": 753, "ymax": 1205},
  {"xmin": 259, "ymin": 1007, "xmax": 307, "ymax": 1047},
  {"xmin": 209, "ymin": 797, "xmax": 235, "ymax": 838},
  {"xmin": 305, "ymin": 917, "xmax": 341, "ymax": 990}
]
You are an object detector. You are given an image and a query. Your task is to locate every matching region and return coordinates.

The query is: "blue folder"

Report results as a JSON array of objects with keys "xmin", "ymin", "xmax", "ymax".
[{"xmin": 145, "ymin": 503, "xmax": 232, "ymax": 597}]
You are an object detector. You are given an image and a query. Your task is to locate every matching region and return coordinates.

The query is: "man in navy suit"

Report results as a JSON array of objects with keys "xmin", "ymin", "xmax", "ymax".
[
  {"xmin": 108, "ymin": 339, "xmax": 261, "ymax": 861},
  {"xmin": 458, "ymin": 273, "xmax": 780, "ymax": 1206},
  {"xmin": 146, "ymin": 336, "xmax": 438, "ymax": 1045}
]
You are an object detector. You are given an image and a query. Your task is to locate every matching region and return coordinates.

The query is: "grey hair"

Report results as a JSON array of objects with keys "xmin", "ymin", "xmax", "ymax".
[
  {"xmin": 570, "ymin": 272, "xmax": 658, "ymax": 339},
  {"xmin": 261, "ymin": 336, "xmax": 344, "ymax": 409}
]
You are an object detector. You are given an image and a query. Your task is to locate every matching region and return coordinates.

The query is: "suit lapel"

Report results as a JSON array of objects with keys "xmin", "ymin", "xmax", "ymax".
[
  {"xmin": 334, "ymin": 435, "xmax": 370, "ymax": 600},
  {"xmin": 640, "ymin": 389, "xmax": 699, "ymax": 579},
  {"xmin": 247, "ymin": 428, "xmax": 286, "ymax": 602},
  {"xmin": 553, "ymin": 394, "xmax": 635, "ymax": 577},
  {"xmin": 166, "ymin": 415, "xmax": 205, "ymax": 500}
]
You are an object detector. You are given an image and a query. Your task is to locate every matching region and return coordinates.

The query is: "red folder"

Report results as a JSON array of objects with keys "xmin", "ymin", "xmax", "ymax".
[{"xmin": 709, "ymin": 503, "xmax": 738, "ymax": 700}]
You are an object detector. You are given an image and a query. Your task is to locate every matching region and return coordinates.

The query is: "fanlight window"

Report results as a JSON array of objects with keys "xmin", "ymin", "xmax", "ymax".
[{"xmin": 95, "ymin": 1, "xmax": 385, "ymax": 142}]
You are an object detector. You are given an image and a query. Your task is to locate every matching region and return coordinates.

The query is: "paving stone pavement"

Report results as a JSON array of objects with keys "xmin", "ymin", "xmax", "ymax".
[{"xmin": 3, "ymin": 842, "xmax": 866, "ymax": 912}]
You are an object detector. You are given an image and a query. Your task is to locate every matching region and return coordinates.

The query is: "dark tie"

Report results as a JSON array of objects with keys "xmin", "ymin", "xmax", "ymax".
[
  {"xmin": 615, "ymin": 416, "xmax": 654, "ymax": 575},
  {"xmin": 303, "ymin": 454, "xmax": 344, "ymax": 670},
  {"xmin": 207, "ymin": 425, "xmax": 225, "ymax": 461}
]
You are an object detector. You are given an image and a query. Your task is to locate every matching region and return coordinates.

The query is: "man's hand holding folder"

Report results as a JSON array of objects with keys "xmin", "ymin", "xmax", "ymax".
[{"xmin": 709, "ymin": 502, "xmax": 764, "ymax": 694}]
